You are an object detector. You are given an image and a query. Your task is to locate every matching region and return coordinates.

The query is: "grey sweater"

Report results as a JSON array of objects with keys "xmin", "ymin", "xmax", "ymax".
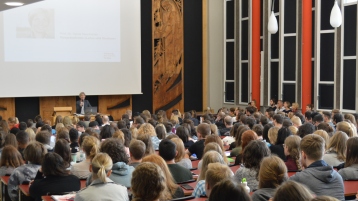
[
  {"xmin": 338, "ymin": 164, "xmax": 358, "ymax": 180},
  {"xmin": 289, "ymin": 160, "xmax": 344, "ymax": 201},
  {"xmin": 251, "ymin": 188, "xmax": 275, "ymax": 201}
]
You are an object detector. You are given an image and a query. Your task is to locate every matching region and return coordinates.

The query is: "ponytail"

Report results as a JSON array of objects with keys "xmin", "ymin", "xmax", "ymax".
[
  {"xmin": 82, "ymin": 136, "xmax": 100, "ymax": 159},
  {"xmin": 97, "ymin": 165, "xmax": 107, "ymax": 183},
  {"xmin": 91, "ymin": 153, "xmax": 113, "ymax": 183}
]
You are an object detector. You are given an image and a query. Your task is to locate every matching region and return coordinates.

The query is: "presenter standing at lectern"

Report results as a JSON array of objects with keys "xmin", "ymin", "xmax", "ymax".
[{"xmin": 76, "ymin": 92, "xmax": 92, "ymax": 114}]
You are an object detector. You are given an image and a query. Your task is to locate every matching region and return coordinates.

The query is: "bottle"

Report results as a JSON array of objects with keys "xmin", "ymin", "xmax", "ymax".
[{"xmin": 241, "ymin": 178, "xmax": 250, "ymax": 193}]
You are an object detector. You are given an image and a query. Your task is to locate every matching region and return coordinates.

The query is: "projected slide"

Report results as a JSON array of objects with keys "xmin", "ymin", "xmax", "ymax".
[{"xmin": 3, "ymin": 0, "xmax": 121, "ymax": 62}]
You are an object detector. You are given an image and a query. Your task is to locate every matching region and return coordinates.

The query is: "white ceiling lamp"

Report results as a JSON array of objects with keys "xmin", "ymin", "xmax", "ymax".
[
  {"xmin": 330, "ymin": 0, "xmax": 342, "ymax": 28},
  {"xmin": 5, "ymin": 2, "xmax": 24, "ymax": 6},
  {"xmin": 268, "ymin": 0, "xmax": 278, "ymax": 34}
]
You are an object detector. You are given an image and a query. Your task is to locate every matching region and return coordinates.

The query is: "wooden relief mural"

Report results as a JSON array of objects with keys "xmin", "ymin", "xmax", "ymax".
[{"xmin": 153, "ymin": 0, "xmax": 184, "ymax": 116}]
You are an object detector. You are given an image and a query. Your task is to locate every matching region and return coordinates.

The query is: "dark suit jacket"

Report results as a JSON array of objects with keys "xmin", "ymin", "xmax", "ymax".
[{"xmin": 76, "ymin": 100, "xmax": 92, "ymax": 114}]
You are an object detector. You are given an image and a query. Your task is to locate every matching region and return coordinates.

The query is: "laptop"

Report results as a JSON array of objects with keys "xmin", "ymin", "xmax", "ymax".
[{"xmin": 85, "ymin": 107, "xmax": 97, "ymax": 115}]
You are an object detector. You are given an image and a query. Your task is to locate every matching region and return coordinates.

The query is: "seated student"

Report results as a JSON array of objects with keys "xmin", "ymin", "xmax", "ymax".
[
  {"xmin": 230, "ymin": 125, "xmax": 250, "ymax": 157},
  {"xmin": 233, "ymin": 140, "xmax": 270, "ymax": 192},
  {"xmin": 234, "ymin": 130, "xmax": 258, "ymax": 165},
  {"xmin": 272, "ymin": 181, "xmax": 313, "ymax": 201},
  {"xmin": 186, "ymin": 123, "xmax": 211, "ymax": 159},
  {"xmin": 175, "ymin": 126, "xmax": 194, "ymax": 148},
  {"xmin": 16, "ymin": 130, "xmax": 30, "ymax": 160},
  {"xmin": 136, "ymin": 133, "xmax": 155, "ymax": 156},
  {"xmin": 0, "ymin": 145, "xmax": 24, "ymax": 176},
  {"xmin": 323, "ymin": 131, "xmax": 348, "ymax": 167},
  {"xmin": 297, "ymin": 123, "xmax": 316, "ymax": 138},
  {"xmin": 8, "ymin": 142, "xmax": 47, "ymax": 201},
  {"xmin": 69, "ymin": 128, "xmax": 80, "ymax": 154},
  {"xmin": 29, "ymin": 153, "xmax": 80, "ymax": 201},
  {"xmin": 74, "ymin": 153, "xmax": 129, "ymax": 201},
  {"xmin": 128, "ymin": 139, "xmax": 146, "ymax": 168},
  {"xmin": 219, "ymin": 116, "xmax": 233, "ymax": 136},
  {"xmin": 284, "ymin": 135, "xmax": 302, "ymax": 171},
  {"xmin": 54, "ymin": 139, "xmax": 72, "ymax": 169},
  {"xmin": 35, "ymin": 131, "xmax": 54, "ymax": 152},
  {"xmin": 170, "ymin": 138, "xmax": 192, "ymax": 169},
  {"xmin": 142, "ymin": 154, "xmax": 184, "ymax": 199},
  {"xmin": 159, "ymin": 139, "xmax": 192, "ymax": 183},
  {"xmin": 131, "ymin": 162, "xmax": 166, "ymax": 201},
  {"xmin": 89, "ymin": 138, "xmax": 134, "ymax": 188},
  {"xmin": 4, "ymin": 134, "xmax": 18, "ymax": 149},
  {"xmin": 338, "ymin": 137, "xmax": 358, "ymax": 180},
  {"xmin": 193, "ymin": 151, "xmax": 227, "ymax": 198},
  {"xmin": 252, "ymin": 156, "xmax": 288, "ymax": 201},
  {"xmin": 289, "ymin": 134, "xmax": 344, "ymax": 200},
  {"xmin": 208, "ymin": 179, "xmax": 252, "ymax": 201},
  {"xmin": 205, "ymin": 163, "xmax": 233, "ymax": 198},
  {"xmin": 270, "ymin": 127, "xmax": 292, "ymax": 161},
  {"xmin": 76, "ymin": 121, "xmax": 86, "ymax": 134},
  {"xmin": 71, "ymin": 136, "xmax": 100, "ymax": 179}
]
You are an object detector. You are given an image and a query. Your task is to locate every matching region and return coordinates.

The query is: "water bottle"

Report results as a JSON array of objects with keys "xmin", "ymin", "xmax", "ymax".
[{"xmin": 241, "ymin": 178, "xmax": 250, "ymax": 193}]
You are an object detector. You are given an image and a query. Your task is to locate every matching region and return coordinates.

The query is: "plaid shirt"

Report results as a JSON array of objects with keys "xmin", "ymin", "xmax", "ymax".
[{"xmin": 192, "ymin": 180, "xmax": 206, "ymax": 198}]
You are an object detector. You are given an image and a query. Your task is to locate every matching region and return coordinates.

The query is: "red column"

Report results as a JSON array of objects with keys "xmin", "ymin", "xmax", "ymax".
[
  {"xmin": 302, "ymin": 0, "xmax": 312, "ymax": 113},
  {"xmin": 252, "ymin": 0, "xmax": 261, "ymax": 109}
]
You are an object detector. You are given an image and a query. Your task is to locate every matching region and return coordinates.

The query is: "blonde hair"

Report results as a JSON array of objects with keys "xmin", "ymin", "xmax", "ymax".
[
  {"xmin": 82, "ymin": 136, "xmax": 100, "ymax": 159},
  {"xmin": 336, "ymin": 121, "xmax": 354, "ymax": 137},
  {"xmin": 204, "ymin": 135, "xmax": 229, "ymax": 165},
  {"xmin": 284, "ymin": 135, "xmax": 302, "ymax": 171},
  {"xmin": 137, "ymin": 123, "xmax": 156, "ymax": 137},
  {"xmin": 25, "ymin": 128, "xmax": 36, "ymax": 142},
  {"xmin": 210, "ymin": 124, "xmax": 218, "ymax": 135},
  {"xmin": 259, "ymin": 156, "xmax": 288, "ymax": 188},
  {"xmin": 327, "ymin": 131, "xmax": 348, "ymax": 161},
  {"xmin": 131, "ymin": 162, "xmax": 166, "ymax": 201},
  {"xmin": 91, "ymin": 153, "xmax": 113, "ymax": 183},
  {"xmin": 112, "ymin": 130, "xmax": 125, "ymax": 144},
  {"xmin": 142, "ymin": 154, "xmax": 176, "ymax": 199},
  {"xmin": 289, "ymin": 126, "xmax": 298, "ymax": 135},
  {"xmin": 199, "ymin": 151, "xmax": 225, "ymax": 181},
  {"xmin": 55, "ymin": 123, "xmax": 65, "ymax": 133},
  {"xmin": 292, "ymin": 103, "xmax": 299, "ymax": 110},
  {"xmin": 130, "ymin": 127, "xmax": 138, "ymax": 139},
  {"xmin": 142, "ymin": 110, "xmax": 152, "ymax": 121},
  {"xmin": 268, "ymin": 127, "xmax": 280, "ymax": 145},
  {"xmin": 171, "ymin": 138, "xmax": 186, "ymax": 163},
  {"xmin": 313, "ymin": 130, "xmax": 330, "ymax": 150},
  {"xmin": 62, "ymin": 116, "xmax": 72, "ymax": 127},
  {"xmin": 291, "ymin": 116, "xmax": 302, "ymax": 127},
  {"xmin": 170, "ymin": 114, "xmax": 180, "ymax": 125},
  {"xmin": 72, "ymin": 116, "xmax": 80, "ymax": 125},
  {"xmin": 205, "ymin": 163, "xmax": 233, "ymax": 188}
]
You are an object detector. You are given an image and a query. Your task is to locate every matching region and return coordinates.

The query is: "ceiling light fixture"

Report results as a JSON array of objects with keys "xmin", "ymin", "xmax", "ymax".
[
  {"xmin": 5, "ymin": 2, "xmax": 24, "ymax": 6},
  {"xmin": 268, "ymin": 0, "xmax": 278, "ymax": 34},
  {"xmin": 330, "ymin": 0, "xmax": 342, "ymax": 28}
]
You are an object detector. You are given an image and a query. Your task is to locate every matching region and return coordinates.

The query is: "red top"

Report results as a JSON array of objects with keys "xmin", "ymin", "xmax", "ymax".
[{"xmin": 285, "ymin": 156, "xmax": 299, "ymax": 171}]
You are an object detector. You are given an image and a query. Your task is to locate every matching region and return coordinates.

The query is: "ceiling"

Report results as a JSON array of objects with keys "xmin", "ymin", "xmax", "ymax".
[{"xmin": 0, "ymin": 0, "xmax": 44, "ymax": 12}]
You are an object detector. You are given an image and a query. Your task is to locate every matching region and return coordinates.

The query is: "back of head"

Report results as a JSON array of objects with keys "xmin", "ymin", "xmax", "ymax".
[
  {"xmin": 10, "ymin": 127, "xmax": 20, "ymax": 135},
  {"xmin": 242, "ymin": 140, "xmax": 270, "ymax": 171},
  {"xmin": 345, "ymin": 137, "xmax": 358, "ymax": 167},
  {"xmin": 155, "ymin": 124, "xmax": 166, "ymax": 140},
  {"xmin": 205, "ymin": 163, "xmax": 233, "ymax": 191},
  {"xmin": 129, "ymin": 139, "xmax": 146, "ymax": 160},
  {"xmin": 224, "ymin": 116, "xmax": 233, "ymax": 126},
  {"xmin": 273, "ymin": 181, "xmax": 313, "ymax": 201},
  {"xmin": 336, "ymin": 121, "xmax": 354, "ymax": 137},
  {"xmin": 252, "ymin": 124, "xmax": 264, "ymax": 137},
  {"xmin": 159, "ymin": 139, "xmax": 176, "ymax": 161},
  {"xmin": 19, "ymin": 122, "xmax": 27, "ymax": 131},
  {"xmin": 245, "ymin": 117, "xmax": 256, "ymax": 129},
  {"xmin": 317, "ymin": 122, "xmax": 334, "ymax": 135},
  {"xmin": 54, "ymin": 139, "xmax": 71, "ymax": 167},
  {"xmin": 56, "ymin": 129, "xmax": 70, "ymax": 142},
  {"xmin": 208, "ymin": 179, "xmax": 252, "ymax": 201},
  {"xmin": 291, "ymin": 116, "xmax": 302, "ymax": 127},
  {"xmin": 91, "ymin": 153, "xmax": 113, "ymax": 183},
  {"xmin": 276, "ymin": 127, "xmax": 292, "ymax": 145},
  {"xmin": 131, "ymin": 162, "xmax": 166, "ymax": 201},
  {"xmin": 24, "ymin": 141, "xmax": 47, "ymax": 165},
  {"xmin": 199, "ymin": 151, "xmax": 225, "ymax": 181},
  {"xmin": 263, "ymin": 123, "xmax": 274, "ymax": 142},
  {"xmin": 137, "ymin": 123, "xmax": 156, "ymax": 137},
  {"xmin": 332, "ymin": 113, "xmax": 343, "ymax": 124},
  {"xmin": 170, "ymin": 138, "xmax": 186, "ymax": 162},
  {"xmin": 40, "ymin": 124, "xmax": 52, "ymax": 133},
  {"xmin": 89, "ymin": 121, "xmax": 99, "ymax": 128},
  {"xmin": 175, "ymin": 126, "xmax": 189, "ymax": 143},
  {"xmin": 101, "ymin": 138, "xmax": 128, "ymax": 164},
  {"xmin": 313, "ymin": 130, "xmax": 330, "ymax": 150},
  {"xmin": 82, "ymin": 136, "xmax": 100, "ymax": 159},
  {"xmin": 5, "ymin": 134, "xmax": 18, "ymax": 148},
  {"xmin": 35, "ymin": 131, "xmax": 51, "ymax": 145},
  {"xmin": 259, "ymin": 156, "xmax": 288, "ymax": 188},
  {"xmin": 297, "ymin": 123, "xmax": 316, "ymax": 138},
  {"xmin": 137, "ymin": 133, "xmax": 155, "ymax": 155},
  {"xmin": 268, "ymin": 127, "xmax": 280, "ymax": 145},
  {"xmin": 69, "ymin": 128, "xmax": 79, "ymax": 142},
  {"xmin": 0, "ymin": 145, "xmax": 24, "ymax": 168},
  {"xmin": 300, "ymin": 134, "xmax": 325, "ymax": 161},
  {"xmin": 197, "ymin": 123, "xmax": 211, "ymax": 138},
  {"xmin": 99, "ymin": 125, "xmax": 115, "ymax": 140},
  {"xmin": 273, "ymin": 114, "xmax": 283, "ymax": 124},
  {"xmin": 241, "ymin": 130, "xmax": 258, "ymax": 151},
  {"xmin": 284, "ymin": 135, "xmax": 302, "ymax": 170},
  {"xmin": 310, "ymin": 196, "xmax": 340, "ymax": 201},
  {"xmin": 16, "ymin": 130, "xmax": 29, "ymax": 145},
  {"xmin": 327, "ymin": 131, "xmax": 348, "ymax": 161},
  {"xmin": 42, "ymin": 152, "xmax": 68, "ymax": 177}
]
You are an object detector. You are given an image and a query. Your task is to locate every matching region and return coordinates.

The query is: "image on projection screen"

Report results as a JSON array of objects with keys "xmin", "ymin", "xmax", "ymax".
[{"xmin": 3, "ymin": 0, "xmax": 121, "ymax": 62}]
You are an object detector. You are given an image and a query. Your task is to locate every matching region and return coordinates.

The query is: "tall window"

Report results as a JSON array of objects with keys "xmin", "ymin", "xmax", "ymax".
[{"xmin": 224, "ymin": 0, "xmax": 235, "ymax": 103}]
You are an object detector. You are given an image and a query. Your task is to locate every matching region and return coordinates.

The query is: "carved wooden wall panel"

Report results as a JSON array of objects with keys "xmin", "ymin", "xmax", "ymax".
[
  {"xmin": 0, "ymin": 98, "xmax": 15, "ymax": 120},
  {"xmin": 39, "ymin": 97, "xmax": 76, "ymax": 123},
  {"xmin": 98, "ymin": 95, "xmax": 132, "ymax": 121},
  {"xmin": 153, "ymin": 0, "xmax": 184, "ymax": 117}
]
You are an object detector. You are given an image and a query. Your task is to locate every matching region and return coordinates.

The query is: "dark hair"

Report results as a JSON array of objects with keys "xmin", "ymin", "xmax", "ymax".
[
  {"xmin": 79, "ymin": 133, "xmax": 89, "ymax": 147},
  {"xmin": 242, "ymin": 140, "xmax": 270, "ymax": 173},
  {"xmin": 208, "ymin": 179, "xmax": 252, "ymax": 201},
  {"xmin": 16, "ymin": 130, "xmax": 29, "ymax": 145},
  {"xmin": 297, "ymin": 123, "xmax": 316, "ymax": 138},
  {"xmin": 183, "ymin": 112, "xmax": 192, "ymax": 120},
  {"xmin": 26, "ymin": 119, "xmax": 34, "ymax": 128},
  {"xmin": 99, "ymin": 125, "xmax": 115, "ymax": 140},
  {"xmin": 163, "ymin": 122, "xmax": 173, "ymax": 133},
  {"xmin": 317, "ymin": 123, "xmax": 334, "ymax": 134},
  {"xmin": 101, "ymin": 138, "xmax": 129, "ymax": 164},
  {"xmin": 245, "ymin": 117, "xmax": 256, "ymax": 129},
  {"xmin": 260, "ymin": 116, "xmax": 269, "ymax": 126},
  {"xmin": 34, "ymin": 115, "xmax": 42, "ymax": 123},
  {"xmin": 35, "ymin": 131, "xmax": 51, "ymax": 145},
  {"xmin": 10, "ymin": 128, "xmax": 20, "ymax": 135},
  {"xmin": 273, "ymin": 114, "xmax": 283, "ymax": 124},
  {"xmin": 263, "ymin": 123, "xmax": 274, "ymax": 142},
  {"xmin": 333, "ymin": 113, "xmax": 344, "ymax": 124},
  {"xmin": 69, "ymin": 128, "xmax": 79, "ymax": 142},
  {"xmin": 276, "ymin": 127, "xmax": 293, "ymax": 145},
  {"xmin": 19, "ymin": 122, "xmax": 27, "ymax": 131},
  {"xmin": 54, "ymin": 139, "xmax": 71, "ymax": 168},
  {"xmin": 252, "ymin": 124, "xmax": 264, "ymax": 136},
  {"xmin": 313, "ymin": 114, "xmax": 324, "ymax": 124},
  {"xmin": 24, "ymin": 141, "xmax": 47, "ymax": 165},
  {"xmin": 120, "ymin": 128, "xmax": 132, "ymax": 147},
  {"xmin": 137, "ymin": 134, "xmax": 155, "ymax": 155},
  {"xmin": 36, "ymin": 121, "xmax": 44, "ymax": 129},
  {"xmin": 89, "ymin": 121, "xmax": 99, "ymax": 128},
  {"xmin": 245, "ymin": 106, "xmax": 255, "ymax": 115},
  {"xmin": 158, "ymin": 139, "xmax": 176, "ymax": 161},
  {"xmin": 345, "ymin": 137, "xmax": 358, "ymax": 167},
  {"xmin": 235, "ymin": 125, "xmax": 250, "ymax": 147},
  {"xmin": 41, "ymin": 124, "xmax": 52, "ymax": 133},
  {"xmin": 175, "ymin": 126, "xmax": 189, "ymax": 143},
  {"xmin": 129, "ymin": 139, "xmax": 146, "ymax": 160},
  {"xmin": 272, "ymin": 181, "xmax": 313, "ymax": 201},
  {"xmin": 155, "ymin": 125, "xmax": 166, "ymax": 140},
  {"xmin": 117, "ymin": 120, "xmax": 127, "ymax": 129},
  {"xmin": 0, "ymin": 145, "xmax": 24, "ymax": 168},
  {"xmin": 42, "ymin": 152, "xmax": 68, "ymax": 177},
  {"xmin": 282, "ymin": 118, "xmax": 293, "ymax": 127},
  {"xmin": 305, "ymin": 111, "xmax": 312, "ymax": 120},
  {"xmin": 84, "ymin": 115, "xmax": 91, "ymax": 121}
]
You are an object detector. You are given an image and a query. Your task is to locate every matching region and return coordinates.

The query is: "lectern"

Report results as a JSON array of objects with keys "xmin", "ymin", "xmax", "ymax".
[{"xmin": 52, "ymin": 107, "xmax": 72, "ymax": 125}]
